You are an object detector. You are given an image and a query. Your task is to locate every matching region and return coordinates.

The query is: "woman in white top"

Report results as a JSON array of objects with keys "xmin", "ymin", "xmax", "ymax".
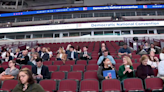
[
  {"xmin": 147, "ymin": 51, "xmax": 159, "ymax": 69},
  {"xmin": 160, "ymin": 47, "xmax": 164, "ymax": 61},
  {"xmin": 46, "ymin": 47, "xmax": 53, "ymax": 58}
]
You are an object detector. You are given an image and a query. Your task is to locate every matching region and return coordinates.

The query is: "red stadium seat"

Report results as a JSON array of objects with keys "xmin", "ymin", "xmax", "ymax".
[
  {"xmin": 76, "ymin": 60, "xmax": 87, "ymax": 66},
  {"xmin": 115, "ymin": 59, "xmax": 123, "ymax": 63},
  {"xmin": 47, "ymin": 65, "xmax": 58, "ymax": 72},
  {"xmin": 65, "ymin": 61, "xmax": 75, "ymax": 65},
  {"xmin": 80, "ymin": 79, "xmax": 99, "ymax": 92},
  {"xmin": 54, "ymin": 61, "xmax": 63, "ymax": 66},
  {"xmin": 1, "ymin": 65, "xmax": 8, "ymax": 70},
  {"xmin": 123, "ymin": 78, "xmax": 144, "ymax": 92},
  {"xmin": 67, "ymin": 71, "xmax": 82, "ymax": 81},
  {"xmin": 0, "ymin": 80, "xmax": 18, "ymax": 91},
  {"xmin": 88, "ymin": 60, "xmax": 97, "ymax": 64},
  {"xmin": 145, "ymin": 78, "xmax": 163, "ymax": 91},
  {"xmin": 58, "ymin": 80, "xmax": 77, "ymax": 92},
  {"xmin": 102, "ymin": 79, "xmax": 121, "ymax": 92},
  {"xmin": 72, "ymin": 65, "xmax": 85, "ymax": 72},
  {"xmin": 43, "ymin": 61, "xmax": 53, "ymax": 66},
  {"xmin": 50, "ymin": 57, "xmax": 56, "ymax": 61},
  {"xmin": 40, "ymin": 80, "xmax": 56, "ymax": 92},
  {"xmin": 1, "ymin": 62, "xmax": 8, "ymax": 66},
  {"xmin": 133, "ymin": 63, "xmax": 140, "ymax": 70},
  {"xmin": 115, "ymin": 63, "xmax": 122, "ymax": 71},
  {"xmin": 84, "ymin": 71, "xmax": 98, "ymax": 80},
  {"xmin": 51, "ymin": 72, "xmax": 65, "ymax": 80},
  {"xmin": 21, "ymin": 65, "xmax": 32, "ymax": 70},
  {"xmin": 153, "ymin": 69, "xmax": 158, "ymax": 76},
  {"xmin": 59, "ymin": 65, "xmax": 72, "ymax": 72},
  {"xmin": 86, "ymin": 64, "xmax": 98, "ymax": 71}
]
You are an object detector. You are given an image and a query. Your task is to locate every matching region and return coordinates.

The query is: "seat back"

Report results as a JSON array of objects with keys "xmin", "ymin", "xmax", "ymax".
[
  {"xmin": 54, "ymin": 61, "xmax": 63, "ymax": 66},
  {"xmin": 123, "ymin": 78, "xmax": 144, "ymax": 91},
  {"xmin": 73, "ymin": 65, "xmax": 85, "ymax": 72},
  {"xmin": 80, "ymin": 79, "xmax": 99, "ymax": 92},
  {"xmin": 51, "ymin": 72, "xmax": 65, "ymax": 80},
  {"xmin": 86, "ymin": 64, "xmax": 98, "ymax": 71},
  {"xmin": 43, "ymin": 61, "xmax": 53, "ymax": 66},
  {"xmin": 58, "ymin": 80, "xmax": 77, "ymax": 92},
  {"xmin": 67, "ymin": 71, "xmax": 82, "ymax": 81},
  {"xmin": 40, "ymin": 80, "xmax": 56, "ymax": 92},
  {"xmin": 59, "ymin": 65, "xmax": 72, "ymax": 72},
  {"xmin": 76, "ymin": 60, "xmax": 87, "ymax": 66},
  {"xmin": 1, "ymin": 80, "xmax": 18, "ymax": 90},
  {"xmin": 48, "ymin": 65, "xmax": 58, "ymax": 72},
  {"xmin": 21, "ymin": 65, "xmax": 32, "ymax": 70},
  {"xmin": 84, "ymin": 71, "xmax": 98, "ymax": 80},
  {"xmin": 145, "ymin": 78, "xmax": 163, "ymax": 90},
  {"xmin": 102, "ymin": 79, "xmax": 121, "ymax": 91},
  {"xmin": 65, "ymin": 61, "xmax": 75, "ymax": 65}
]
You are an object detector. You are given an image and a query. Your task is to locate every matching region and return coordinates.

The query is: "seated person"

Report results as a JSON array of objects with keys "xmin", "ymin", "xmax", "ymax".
[
  {"xmin": 80, "ymin": 46, "xmax": 92, "ymax": 60},
  {"xmin": 28, "ymin": 48, "xmax": 36, "ymax": 59},
  {"xmin": 56, "ymin": 48, "xmax": 67, "ymax": 64},
  {"xmin": 41, "ymin": 47, "xmax": 49, "ymax": 61},
  {"xmin": 75, "ymin": 46, "xmax": 81, "ymax": 54},
  {"xmin": 118, "ymin": 56, "xmax": 134, "ymax": 81},
  {"xmin": 14, "ymin": 48, "xmax": 21, "ymax": 58},
  {"xmin": 8, "ymin": 48, "xmax": 14, "ymax": 57},
  {"xmin": 0, "ymin": 60, "xmax": 19, "ymax": 79},
  {"xmin": 66, "ymin": 44, "xmax": 71, "ymax": 54},
  {"xmin": 136, "ymin": 45, "xmax": 147, "ymax": 55},
  {"xmin": 37, "ymin": 47, "xmax": 42, "ymax": 57},
  {"xmin": 147, "ymin": 51, "xmax": 159, "ymax": 69},
  {"xmin": 32, "ymin": 58, "xmax": 50, "ymax": 82},
  {"xmin": 118, "ymin": 43, "xmax": 131, "ymax": 57},
  {"xmin": 97, "ymin": 50, "xmax": 116, "ymax": 65},
  {"xmin": 67, "ymin": 46, "xmax": 78, "ymax": 61},
  {"xmin": 30, "ymin": 52, "xmax": 39, "ymax": 65},
  {"xmin": 148, "ymin": 43, "xmax": 159, "ymax": 54},
  {"xmin": 143, "ymin": 42, "xmax": 150, "ymax": 53},
  {"xmin": 137, "ymin": 55, "xmax": 154, "ymax": 80},
  {"xmin": 158, "ymin": 60, "xmax": 164, "ymax": 80},
  {"xmin": 160, "ymin": 47, "xmax": 164, "ymax": 61},
  {"xmin": 4, "ymin": 51, "xmax": 13, "ymax": 62},
  {"xmin": 97, "ymin": 58, "xmax": 115, "ymax": 81},
  {"xmin": 99, "ymin": 47, "xmax": 107, "ymax": 57},
  {"xmin": 46, "ymin": 47, "xmax": 53, "ymax": 58},
  {"xmin": 16, "ymin": 50, "xmax": 29, "ymax": 65}
]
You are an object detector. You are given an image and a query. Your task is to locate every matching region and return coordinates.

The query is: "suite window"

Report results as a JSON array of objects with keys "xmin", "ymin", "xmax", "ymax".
[
  {"xmin": 157, "ymin": 29, "xmax": 164, "ymax": 34},
  {"xmin": 104, "ymin": 31, "xmax": 113, "ymax": 35},
  {"xmin": 43, "ymin": 33, "xmax": 53, "ymax": 38},
  {"xmin": 94, "ymin": 31, "xmax": 103, "ymax": 35},
  {"xmin": 16, "ymin": 35, "xmax": 25, "ymax": 39},
  {"xmin": 70, "ymin": 32, "xmax": 79, "ymax": 37},
  {"xmin": 81, "ymin": 32, "xmax": 91, "ymax": 36},
  {"xmin": 133, "ymin": 30, "xmax": 147, "ymax": 34},
  {"xmin": 121, "ymin": 31, "xmax": 130, "ymax": 35},
  {"xmin": 33, "ymin": 34, "xmax": 42, "ymax": 38},
  {"xmin": 0, "ymin": 36, "xmax": 4, "ymax": 39},
  {"xmin": 55, "ymin": 34, "xmax": 59, "ymax": 38},
  {"xmin": 94, "ymin": 12, "xmax": 113, "ymax": 17},
  {"xmin": 6, "ymin": 35, "xmax": 15, "ymax": 39}
]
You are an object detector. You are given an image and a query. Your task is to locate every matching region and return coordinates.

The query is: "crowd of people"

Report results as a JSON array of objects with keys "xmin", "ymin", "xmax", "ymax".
[{"xmin": 0, "ymin": 41, "xmax": 163, "ymax": 91}]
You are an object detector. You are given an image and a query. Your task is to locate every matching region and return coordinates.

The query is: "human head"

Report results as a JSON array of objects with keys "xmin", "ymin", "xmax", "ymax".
[
  {"xmin": 42, "ymin": 47, "xmax": 46, "ymax": 53},
  {"xmin": 46, "ymin": 47, "xmax": 51, "ymax": 52},
  {"xmin": 101, "ymin": 58, "xmax": 112, "ymax": 66},
  {"xmin": 83, "ymin": 46, "xmax": 88, "ymax": 52},
  {"xmin": 123, "ymin": 56, "xmax": 132, "ymax": 66},
  {"xmin": 59, "ymin": 48, "xmax": 65, "ymax": 54},
  {"xmin": 18, "ymin": 68, "xmax": 35, "ymax": 85},
  {"xmin": 36, "ymin": 58, "xmax": 43, "ymax": 68},
  {"xmin": 140, "ymin": 55, "xmax": 148, "ymax": 66},
  {"xmin": 8, "ymin": 60, "xmax": 16, "ymax": 68},
  {"xmin": 69, "ymin": 46, "xmax": 74, "ymax": 52},
  {"xmin": 161, "ymin": 47, "xmax": 164, "ymax": 53},
  {"xmin": 15, "ymin": 48, "xmax": 20, "ymax": 53},
  {"xmin": 103, "ymin": 50, "xmax": 109, "ymax": 57},
  {"xmin": 145, "ymin": 42, "xmax": 149, "ymax": 46},
  {"xmin": 22, "ymin": 50, "xmax": 28, "ymax": 56},
  {"xmin": 37, "ymin": 47, "xmax": 41, "ymax": 52},
  {"xmin": 123, "ymin": 43, "xmax": 127, "ymax": 49},
  {"xmin": 150, "ymin": 43, "xmax": 155, "ymax": 48},
  {"xmin": 6, "ymin": 51, "xmax": 10, "ymax": 57},
  {"xmin": 101, "ymin": 47, "xmax": 106, "ymax": 52},
  {"xmin": 31, "ymin": 48, "xmax": 35, "ymax": 52},
  {"xmin": 32, "ymin": 52, "xmax": 39, "ymax": 59},
  {"xmin": 102, "ymin": 43, "xmax": 105, "ymax": 47},
  {"xmin": 149, "ymin": 51, "xmax": 155, "ymax": 57},
  {"xmin": 8, "ymin": 48, "xmax": 12, "ymax": 53}
]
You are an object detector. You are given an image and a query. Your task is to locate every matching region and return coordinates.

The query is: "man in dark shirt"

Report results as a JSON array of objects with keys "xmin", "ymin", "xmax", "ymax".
[
  {"xmin": 16, "ymin": 50, "xmax": 29, "ymax": 65},
  {"xmin": 118, "ymin": 43, "xmax": 131, "ymax": 57}
]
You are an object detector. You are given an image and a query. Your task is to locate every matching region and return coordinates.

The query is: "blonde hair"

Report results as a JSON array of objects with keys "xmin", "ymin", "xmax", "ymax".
[
  {"xmin": 59, "ymin": 48, "xmax": 65, "ymax": 54},
  {"xmin": 123, "ymin": 56, "xmax": 133, "ymax": 66},
  {"xmin": 140, "ymin": 55, "xmax": 148, "ymax": 63},
  {"xmin": 15, "ymin": 48, "xmax": 20, "ymax": 53}
]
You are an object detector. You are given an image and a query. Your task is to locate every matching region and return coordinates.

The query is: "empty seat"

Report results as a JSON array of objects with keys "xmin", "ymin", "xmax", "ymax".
[
  {"xmin": 67, "ymin": 71, "xmax": 82, "ymax": 81},
  {"xmin": 115, "ymin": 63, "xmax": 122, "ymax": 71},
  {"xmin": 59, "ymin": 65, "xmax": 72, "ymax": 72},
  {"xmin": 86, "ymin": 64, "xmax": 98, "ymax": 71},
  {"xmin": 123, "ymin": 78, "xmax": 144, "ymax": 92},
  {"xmin": 48, "ymin": 65, "xmax": 58, "ymax": 72},
  {"xmin": 145, "ymin": 78, "xmax": 163, "ymax": 91},
  {"xmin": 76, "ymin": 60, "xmax": 87, "ymax": 66},
  {"xmin": 1, "ymin": 65, "xmax": 8, "ymax": 70},
  {"xmin": 84, "ymin": 71, "xmax": 98, "ymax": 80},
  {"xmin": 72, "ymin": 65, "xmax": 85, "ymax": 72},
  {"xmin": 0, "ymin": 80, "xmax": 18, "ymax": 91},
  {"xmin": 43, "ymin": 61, "xmax": 53, "ymax": 66},
  {"xmin": 80, "ymin": 79, "xmax": 99, "ymax": 92},
  {"xmin": 21, "ymin": 65, "xmax": 32, "ymax": 70},
  {"xmin": 102, "ymin": 79, "xmax": 121, "ymax": 92},
  {"xmin": 51, "ymin": 72, "xmax": 65, "ymax": 80},
  {"xmin": 133, "ymin": 63, "xmax": 140, "ymax": 70},
  {"xmin": 1, "ymin": 62, "xmax": 8, "ymax": 66},
  {"xmin": 115, "ymin": 59, "xmax": 123, "ymax": 63},
  {"xmin": 65, "ymin": 61, "xmax": 75, "ymax": 65},
  {"xmin": 88, "ymin": 60, "xmax": 97, "ymax": 64},
  {"xmin": 54, "ymin": 61, "xmax": 63, "ymax": 66},
  {"xmin": 153, "ymin": 69, "xmax": 158, "ymax": 76},
  {"xmin": 58, "ymin": 80, "xmax": 77, "ymax": 92},
  {"xmin": 40, "ymin": 80, "xmax": 56, "ymax": 92}
]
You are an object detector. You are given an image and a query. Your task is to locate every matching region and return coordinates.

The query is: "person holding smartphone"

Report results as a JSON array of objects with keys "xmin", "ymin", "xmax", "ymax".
[
  {"xmin": 97, "ymin": 58, "xmax": 115, "ymax": 81},
  {"xmin": 118, "ymin": 56, "xmax": 134, "ymax": 81}
]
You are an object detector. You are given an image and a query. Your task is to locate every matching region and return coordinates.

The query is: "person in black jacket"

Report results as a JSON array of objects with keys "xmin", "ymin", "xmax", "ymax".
[
  {"xmin": 16, "ymin": 50, "xmax": 29, "ymax": 65},
  {"xmin": 40, "ymin": 47, "xmax": 49, "ymax": 61},
  {"xmin": 137, "ymin": 55, "xmax": 154, "ymax": 80},
  {"xmin": 32, "ymin": 58, "xmax": 50, "ymax": 83},
  {"xmin": 80, "ymin": 46, "xmax": 92, "ymax": 60},
  {"xmin": 148, "ymin": 43, "xmax": 159, "ymax": 54},
  {"xmin": 67, "ymin": 46, "xmax": 78, "ymax": 61}
]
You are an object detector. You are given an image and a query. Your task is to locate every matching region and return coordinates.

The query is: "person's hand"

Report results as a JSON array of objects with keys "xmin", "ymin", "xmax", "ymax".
[
  {"xmin": 151, "ymin": 66, "xmax": 155, "ymax": 68},
  {"xmin": 1, "ymin": 72, "xmax": 5, "ymax": 76},
  {"xmin": 154, "ymin": 57, "xmax": 159, "ymax": 61},
  {"xmin": 38, "ymin": 74, "xmax": 43, "ymax": 79},
  {"xmin": 123, "ymin": 71, "xmax": 127, "ymax": 74},
  {"xmin": 147, "ymin": 76, "xmax": 151, "ymax": 78},
  {"xmin": 124, "ymin": 52, "xmax": 127, "ymax": 55},
  {"xmin": 20, "ymin": 58, "xmax": 25, "ymax": 61},
  {"xmin": 105, "ymin": 76, "xmax": 109, "ymax": 79},
  {"xmin": 128, "ymin": 69, "xmax": 133, "ymax": 73}
]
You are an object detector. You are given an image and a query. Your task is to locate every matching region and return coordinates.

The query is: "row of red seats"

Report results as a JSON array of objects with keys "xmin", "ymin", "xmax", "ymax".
[{"xmin": 0, "ymin": 78, "xmax": 163, "ymax": 92}]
